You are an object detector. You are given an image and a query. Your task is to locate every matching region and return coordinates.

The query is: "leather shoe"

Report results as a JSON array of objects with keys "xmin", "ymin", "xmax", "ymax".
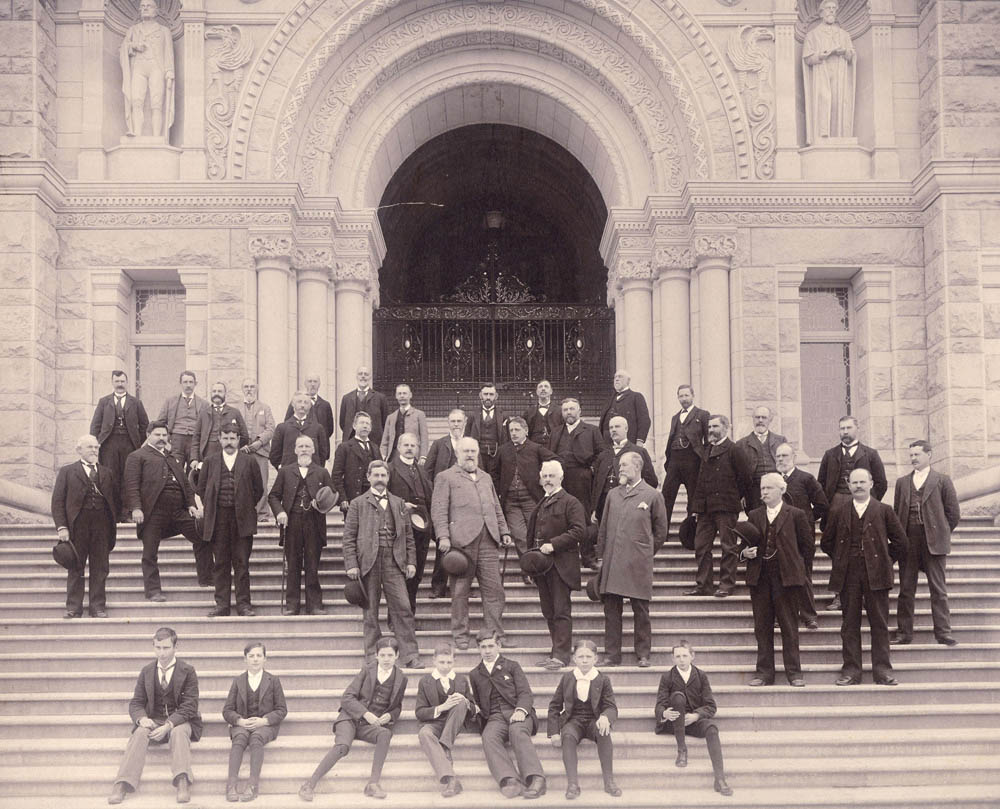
[
  {"xmin": 499, "ymin": 779, "xmax": 522, "ymax": 798},
  {"xmin": 522, "ymin": 775, "xmax": 546, "ymax": 799},
  {"xmin": 402, "ymin": 658, "xmax": 424, "ymax": 669},
  {"xmin": 306, "ymin": 606, "xmax": 328, "ymax": 615},
  {"xmin": 364, "ymin": 782, "xmax": 386, "ymax": 799},
  {"xmin": 146, "ymin": 592, "xmax": 167, "ymax": 602},
  {"xmin": 565, "ymin": 782, "xmax": 581, "ymax": 800},
  {"xmin": 604, "ymin": 778, "xmax": 622, "ymax": 797},
  {"xmin": 789, "ymin": 678, "xmax": 806, "ymax": 687},
  {"xmin": 803, "ymin": 619, "xmax": 819, "ymax": 630},
  {"xmin": 198, "ymin": 579, "xmax": 214, "ymax": 588},
  {"xmin": 226, "ymin": 781, "xmax": 240, "ymax": 802},
  {"xmin": 281, "ymin": 607, "xmax": 300, "ymax": 616},
  {"xmin": 937, "ymin": 636, "xmax": 959, "ymax": 647},
  {"xmin": 90, "ymin": 609, "xmax": 108, "ymax": 618},
  {"xmin": 108, "ymin": 783, "xmax": 126, "ymax": 805},
  {"xmin": 176, "ymin": 775, "xmax": 190, "ymax": 803},
  {"xmin": 207, "ymin": 607, "xmax": 231, "ymax": 617},
  {"xmin": 835, "ymin": 675, "xmax": 860, "ymax": 686},
  {"xmin": 441, "ymin": 777, "xmax": 461, "ymax": 797},
  {"xmin": 430, "ymin": 588, "xmax": 447, "ymax": 599},
  {"xmin": 825, "ymin": 596, "xmax": 842, "ymax": 611},
  {"xmin": 298, "ymin": 781, "xmax": 315, "ymax": 801},
  {"xmin": 675, "ymin": 748, "xmax": 688, "ymax": 767},
  {"xmin": 683, "ymin": 587, "xmax": 711, "ymax": 596},
  {"xmin": 240, "ymin": 784, "xmax": 258, "ymax": 802},
  {"xmin": 63, "ymin": 610, "xmax": 80, "ymax": 619},
  {"xmin": 238, "ymin": 607, "xmax": 256, "ymax": 617},
  {"xmin": 748, "ymin": 677, "xmax": 770, "ymax": 687},
  {"xmin": 714, "ymin": 776, "xmax": 733, "ymax": 796},
  {"xmin": 713, "ymin": 588, "xmax": 731, "ymax": 598},
  {"xmin": 889, "ymin": 632, "xmax": 912, "ymax": 645},
  {"xmin": 543, "ymin": 658, "xmax": 567, "ymax": 671},
  {"xmin": 636, "ymin": 656, "xmax": 651, "ymax": 668},
  {"xmin": 596, "ymin": 656, "xmax": 620, "ymax": 667},
  {"xmin": 875, "ymin": 675, "xmax": 899, "ymax": 686}
]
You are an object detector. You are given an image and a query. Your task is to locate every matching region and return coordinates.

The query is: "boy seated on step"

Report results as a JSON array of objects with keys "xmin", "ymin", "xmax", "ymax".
[
  {"xmin": 298, "ymin": 637, "xmax": 408, "ymax": 801},
  {"xmin": 414, "ymin": 642, "xmax": 480, "ymax": 797},
  {"xmin": 653, "ymin": 640, "xmax": 732, "ymax": 797}
]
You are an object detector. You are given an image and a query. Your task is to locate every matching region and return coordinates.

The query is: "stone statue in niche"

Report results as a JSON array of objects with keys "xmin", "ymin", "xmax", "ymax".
[
  {"xmin": 802, "ymin": 0, "xmax": 856, "ymax": 144},
  {"xmin": 120, "ymin": 0, "xmax": 175, "ymax": 138}
]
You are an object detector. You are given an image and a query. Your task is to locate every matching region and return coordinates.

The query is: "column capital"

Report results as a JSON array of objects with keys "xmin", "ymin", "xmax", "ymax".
[
  {"xmin": 248, "ymin": 233, "xmax": 294, "ymax": 265},
  {"xmin": 694, "ymin": 232, "xmax": 738, "ymax": 263},
  {"xmin": 654, "ymin": 245, "xmax": 695, "ymax": 276},
  {"xmin": 293, "ymin": 246, "xmax": 334, "ymax": 274}
]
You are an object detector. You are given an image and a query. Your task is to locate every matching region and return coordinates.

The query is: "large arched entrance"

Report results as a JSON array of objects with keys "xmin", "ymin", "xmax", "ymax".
[{"xmin": 372, "ymin": 124, "xmax": 614, "ymax": 415}]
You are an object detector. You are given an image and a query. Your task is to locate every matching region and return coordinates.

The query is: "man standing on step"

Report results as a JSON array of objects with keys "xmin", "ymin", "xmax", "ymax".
[
  {"xmin": 339, "ymin": 365, "xmax": 390, "ymax": 447},
  {"xmin": 431, "ymin": 437, "xmax": 512, "ymax": 650},
  {"xmin": 592, "ymin": 415, "xmax": 657, "ymax": 523},
  {"xmin": 388, "ymin": 432, "xmax": 435, "ymax": 614},
  {"xmin": 195, "ymin": 421, "xmax": 264, "ymax": 617},
  {"xmin": 190, "ymin": 382, "xmax": 249, "ymax": 469},
  {"xmin": 465, "ymin": 382, "xmax": 509, "ymax": 490},
  {"xmin": 596, "ymin": 451, "xmax": 668, "ymax": 668},
  {"xmin": 90, "ymin": 369, "xmax": 149, "ymax": 521},
  {"xmin": 333, "ymin": 411, "xmax": 382, "ymax": 513},
  {"xmin": 124, "ymin": 420, "xmax": 212, "ymax": 601},
  {"xmin": 269, "ymin": 435, "xmax": 333, "ymax": 616},
  {"xmin": 286, "ymin": 372, "xmax": 335, "ymax": 446},
  {"xmin": 468, "ymin": 629, "xmax": 547, "ymax": 799},
  {"xmin": 821, "ymin": 468, "xmax": 907, "ymax": 686},
  {"xmin": 157, "ymin": 370, "xmax": 205, "ymax": 469},
  {"xmin": 423, "ymin": 408, "xmax": 467, "ymax": 598},
  {"xmin": 775, "ymin": 443, "xmax": 827, "ymax": 630},
  {"xmin": 270, "ymin": 392, "xmax": 329, "ymax": 469},
  {"xmin": 52, "ymin": 433, "xmax": 118, "ymax": 618},
  {"xmin": 108, "ymin": 627, "xmax": 202, "ymax": 805},
  {"xmin": 687, "ymin": 415, "xmax": 753, "ymax": 599},
  {"xmin": 380, "ymin": 382, "xmax": 429, "ymax": 462},
  {"xmin": 735, "ymin": 406, "xmax": 786, "ymax": 512},
  {"xmin": 343, "ymin": 459, "xmax": 422, "ymax": 669},
  {"xmin": 523, "ymin": 379, "xmax": 562, "ymax": 446},
  {"xmin": 891, "ymin": 440, "xmax": 961, "ymax": 647},
  {"xmin": 598, "ymin": 370, "xmax": 651, "ymax": 447},
  {"xmin": 240, "ymin": 378, "xmax": 275, "ymax": 524},
  {"xmin": 661, "ymin": 384, "xmax": 710, "ymax": 531}
]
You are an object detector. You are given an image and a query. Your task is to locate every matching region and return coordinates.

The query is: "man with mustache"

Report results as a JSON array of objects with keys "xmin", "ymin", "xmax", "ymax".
[
  {"xmin": 190, "ymin": 381, "xmax": 249, "ymax": 469},
  {"xmin": 90, "ymin": 369, "xmax": 149, "ymax": 520}
]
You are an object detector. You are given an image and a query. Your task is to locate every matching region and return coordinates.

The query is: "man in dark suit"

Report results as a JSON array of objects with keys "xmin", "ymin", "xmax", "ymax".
[
  {"xmin": 285, "ymin": 372, "xmax": 335, "ymax": 444},
  {"xmin": 526, "ymin": 460, "xmax": 586, "ymax": 670},
  {"xmin": 425, "ymin": 408, "xmax": 465, "ymax": 481},
  {"xmin": 468, "ymin": 630, "xmax": 546, "ymax": 799},
  {"xmin": 270, "ymin": 391, "xmax": 329, "ymax": 469},
  {"xmin": 123, "ymin": 421, "xmax": 211, "ymax": 600},
  {"xmin": 339, "ymin": 365, "xmax": 390, "ymax": 446},
  {"xmin": 817, "ymin": 415, "xmax": 888, "ymax": 610},
  {"xmin": 190, "ymin": 381, "xmax": 249, "ymax": 468},
  {"xmin": 90, "ymin": 369, "xmax": 149, "ymax": 520},
  {"xmin": 654, "ymin": 641, "xmax": 731, "ymax": 796},
  {"xmin": 107, "ymin": 627, "xmax": 202, "ymax": 805},
  {"xmin": 598, "ymin": 369, "xmax": 650, "ymax": 446},
  {"xmin": 775, "ymin": 443, "xmax": 827, "ymax": 629},
  {"xmin": 523, "ymin": 379, "xmax": 562, "ymax": 446},
  {"xmin": 388, "ymin": 432, "xmax": 436, "ymax": 612},
  {"xmin": 343, "ymin": 459, "xmax": 421, "ymax": 668},
  {"xmin": 51, "ymin": 433, "xmax": 118, "ymax": 618},
  {"xmin": 415, "ymin": 643, "xmax": 479, "ymax": 797},
  {"xmin": 550, "ymin": 397, "xmax": 606, "ymax": 521},
  {"xmin": 687, "ymin": 414, "xmax": 753, "ymax": 598},
  {"xmin": 821, "ymin": 468, "xmax": 907, "ymax": 686},
  {"xmin": 333, "ymin": 411, "xmax": 382, "ymax": 513},
  {"xmin": 735, "ymin": 406, "xmax": 787, "ymax": 511},
  {"xmin": 195, "ymin": 422, "xmax": 264, "ymax": 617},
  {"xmin": 497, "ymin": 417, "xmax": 556, "ymax": 575},
  {"xmin": 465, "ymin": 382, "xmax": 509, "ymax": 489},
  {"xmin": 269, "ymin": 435, "xmax": 333, "ymax": 615},
  {"xmin": 661, "ymin": 384, "xmax": 710, "ymax": 530},
  {"xmin": 892, "ymin": 440, "xmax": 961, "ymax": 646},
  {"xmin": 592, "ymin": 415, "xmax": 657, "ymax": 523},
  {"xmin": 736, "ymin": 474, "xmax": 814, "ymax": 687}
]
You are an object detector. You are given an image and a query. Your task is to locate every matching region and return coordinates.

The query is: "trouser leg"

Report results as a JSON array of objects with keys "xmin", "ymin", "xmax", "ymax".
[
  {"xmin": 924, "ymin": 551, "xmax": 952, "ymax": 638},
  {"xmin": 247, "ymin": 728, "xmax": 273, "ymax": 785},
  {"xmin": 840, "ymin": 556, "xmax": 865, "ymax": 679},
  {"xmin": 717, "ymin": 512, "xmax": 739, "ymax": 590},
  {"xmin": 750, "ymin": 580, "xmax": 776, "ymax": 682},
  {"xmin": 475, "ymin": 532, "xmax": 506, "ymax": 641},
  {"xmin": 481, "ymin": 718, "xmax": 518, "ymax": 785},
  {"xmin": 285, "ymin": 521, "xmax": 304, "ymax": 611},
  {"xmin": 602, "ymin": 594, "xmax": 624, "ymax": 662},
  {"xmin": 114, "ymin": 726, "xmax": 152, "ymax": 790},
  {"xmin": 865, "ymin": 582, "xmax": 892, "ymax": 678},
  {"xmin": 508, "ymin": 720, "xmax": 544, "ymax": 782},
  {"xmin": 686, "ymin": 719, "xmax": 725, "ymax": 778},
  {"xmin": 775, "ymin": 580, "xmax": 803, "ymax": 680},
  {"xmin": 418, "ymin": 724, "xmax": 455, "ymax": 781},
  {"xmin": 631, "ymin": 597, "xmax": 651, "ymax": 659},
  {"xmin": 800, "ymin": 538, "xmax": 818, "ymax": 622},
  {"xmin": 309, "ymin": 721, "xmax": 356, "ymax": 786},
  {"xmin": 140, "ymin": 520, "xmax": 165, "ymax": 597},
  {"xmin": 896, "ymin": 526, "xmax": 922, "ymax": 637},
  {"xmin": 668, "ymin": 692, "xmax": 688, "ymax": 750},
  {"xmin": 406, "ymin": 528, "xmax": 430, "ymax": 614},
  {"xmin": 254, "ymin": 455, "xmax": 271, "ymax": 522},
  {"xmin": 228, "ymin": 728, "xmax": 249, "ymax": 780},
  {"xmin": 693, "ymin": 514, "xmax": 717, "ymax": 590},
  {"xmin": 303, "ymin": 531, "xmax": 323, "ymax": 611},
  {"xmin": 450, "ymin": 564, "xmax": 473, "ymax": 644},
  {"xmin": 379, "ymin": 550, "xmax": 420, "ymax": 661},
  {"xmin": 560, "ymin": 723, "xmax": 582, "ymax": 783},
  {"xmin": 168, "ymin": 722, "xmax": 193, "ymax": 784},
  {"xmin": 232, "ymin": 535, "xmax": 253, "ymax": 610},
  {"xmin": 212, "ymin": 510, "xmax": 236, "ymax": 609}
]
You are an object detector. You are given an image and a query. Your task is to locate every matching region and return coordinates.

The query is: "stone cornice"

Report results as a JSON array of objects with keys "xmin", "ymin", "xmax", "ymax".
[
  {"xmin": 0, "ymin": 159, "xmax": 68, "ymax": 213},
  {"xmin": 912, "ymin": 159, "xmax": 1000, "ymax": 211}
]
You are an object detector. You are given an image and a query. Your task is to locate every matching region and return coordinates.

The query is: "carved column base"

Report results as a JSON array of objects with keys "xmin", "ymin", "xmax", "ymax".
[
  {"xmin": 106, "ymin": 138, "xmax": 182, "ymax": 181},
  {"xmin": 799, "ymin": 138, "xmax": 872, "ymax": 180}
]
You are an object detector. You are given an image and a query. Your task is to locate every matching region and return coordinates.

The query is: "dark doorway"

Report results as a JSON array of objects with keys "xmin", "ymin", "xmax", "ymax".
[{"xmin": 374, "ymin": 124, "xmax": 614, "ymax": 416}]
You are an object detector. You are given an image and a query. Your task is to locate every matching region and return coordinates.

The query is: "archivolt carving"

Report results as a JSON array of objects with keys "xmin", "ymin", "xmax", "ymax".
[
  {"xmin": 727, "ymin": 26, "xmax": 775, "ymax": 181},
  {"xmin": 205, "ymin": 25, "xmax": 254, "ymax": 181}
]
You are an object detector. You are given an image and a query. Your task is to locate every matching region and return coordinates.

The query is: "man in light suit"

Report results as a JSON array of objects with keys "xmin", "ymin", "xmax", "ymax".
[
  {"xmin": 431, "ymin": 437, "xmax": 513, "ymax": 650},
  {"xmin": 891, "ymin": 440, "xmax": 961, "ymax": 646},
  {"xmin": 239, "ymin": 378, "xmax": 275, "ymax": 523},
  {"xmin": 90, "ymin": 369, "xmax": 149, "ymax": 520},
  {"xmin": 339, "ymin": 365, "xmax": 390, "ymax": 446},
  {"xmin": 52, "ymin": 434, "xmax": 118, "ymax": 618},
  {"xmin": 426, "ymin": 408, "xmax": 465, "ymax": 481},
  {"xmin": 107, "ymin": 627, "xmax": 202, "ymax": 805},
  {"xmin": 735, "ymin": 406, "xmax": 787, "ymax": 511},
  {"xmin": 598, "ymin": 370, "xmax": 650, "ymax": 447},
  {"xmin": 285, "ymin": 372, "xmax": 335, "ymax": 443},
  {"xmin": 157, "ymin": 370, "xmax": 205, "ymax": 468},
  {"xmin": 661, "ymin": 384, "xmax": 710, "ymax": 530},
  {"xmin": 333, "ymin": 412, "xmax": 382, "ymax": 513},
  {"xmin": 195, "ymin": 422, "xmax": 264, "ymax": 617},
  {"xmin": 380, "ymin": 383, "xmax": 429, "ymax": 462},
  {"xmin": 343, "ymin": 459, "xmax": 422, "ymax": 668}
]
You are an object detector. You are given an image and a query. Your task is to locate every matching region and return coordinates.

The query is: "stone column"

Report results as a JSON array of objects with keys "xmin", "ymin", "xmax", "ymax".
[
  {"xmin": 655, "ymin": 246, "xmax": 694, "ymax": 400},
  {"xmin": 294, "ymin": 247, "xmax": 333, "ymax": 390},
  {"xmin": 334, "ymin": 261, "xmax": 371, "ymax": 408},
  {"xmin": 619, "ymin": 269, "xmax": 655, "ymax": 421},
  {"xmin": 249, "ymin": 234, "xmax": 293, "ymax": 419},
  {"xmin": 179, "ymin": 0, "xmax": 207, "ymax": 179},
  {"xmin": 694, "ymin": 234, "xmax": 737, "ymax": 418}
]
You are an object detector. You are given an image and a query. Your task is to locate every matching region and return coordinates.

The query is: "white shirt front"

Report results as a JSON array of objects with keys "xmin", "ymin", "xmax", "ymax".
[
  {"xmin": 298, "ymin": 465, "xmax": 309, "ymax": 479},
  {"xmin": 854, "ymin": 498, "xmax": 871, "ymax": 518},
  {"xmin": 756, "ymin": 431, "xmax": 769, "ymax": 443},
  {"xmin": 247, "ymin": 670, "xmax": 263, "ymax": 691},
  {"xmin": 376, "ymin": 666, "xmax": 394, "ymax": 684},
  {"xmin": 483, "ymin": 658, "xmax": 497, "ymax": 675},
  {"xmin": 573, "ymin": 667, "xmax": 599, "ymax": 701},
  {"xmin": 158, "ymin": 662, "xmax": 176, "ymax": 686},
  {"xmin": 432, "ymin": 669, "xmax": 455, "ymax": 693},
  {"xmin": 842, "ymin": 442, "xmax": 858, "ymax": 457},
  {"xmin": 677, "ymin": 666, "xmax": 692, "ymax": 684},
  {"xmin": 678, "ymin": 408, "xmax": 690, "ymax": 423},
  {"xmin": 222, "ymin": 450, "xmax": 237, "ymax": 471},
  {"xmin": 912, "ymin": 467, "xmax": 930, "ymax": 490},
  {"xmin": 565, "ymin": 420, "xmax": 580, "ymax": 434},
  {"xmin": 399, "ymin": 456, "xmax": 414, "ymax": 466},
  {"xmin": 766, "ymin": 502, "xmax": 782, "ymax": 524}
]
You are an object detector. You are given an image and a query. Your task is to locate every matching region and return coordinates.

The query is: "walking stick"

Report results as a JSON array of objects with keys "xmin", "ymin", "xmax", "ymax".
[
  {"xmin": 500, "ymin": 544, "xmax": 510, "ymax": 587},
  {"xmin": 279, "ymin": 524, "xmax": 286, "ymax": 612}
]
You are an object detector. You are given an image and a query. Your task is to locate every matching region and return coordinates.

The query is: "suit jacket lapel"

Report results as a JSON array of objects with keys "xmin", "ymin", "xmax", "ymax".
[{"xmin": 921, "ymin": 470, "xmax": 938, "ymax": 504}]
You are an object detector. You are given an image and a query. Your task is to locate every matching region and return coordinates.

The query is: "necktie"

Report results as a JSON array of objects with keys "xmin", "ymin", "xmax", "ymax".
[
  {"xmin": 362, "ymin": 441, "xmax": 371, "ymax": 456},
  {"xmin": 216, "ymin": 406, "xmax": 223, "ymax": 413},
  {"xmin": 783, "ymin": 472, "xmax": 789, "ymax": 481},
  {"xmin": 87, "ymin": 463, "xmax": 97, "ymax": 483},
  {"xmin": 377, "ymin": 495, "xmax": 388, "ymax": 509},
  {"xmin": 296, "ymin": 420, "xmax": 305, "ymax": 429},
  {"xmin": 115, "ymin": 397, "xmax": 124, "ymax": 417},
  {"xmin": 160, "ymin": 669, "xmax": 167, "ymax": 690},
  {"xmin": 484, "ymin": 409, "xmax": 494, "ymax": 423}
]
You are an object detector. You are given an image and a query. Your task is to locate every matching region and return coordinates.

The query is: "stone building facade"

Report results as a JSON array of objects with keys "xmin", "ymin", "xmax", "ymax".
[{"xmin": 1, "ymin": 0, "xmax": 998, "ymax": 496}]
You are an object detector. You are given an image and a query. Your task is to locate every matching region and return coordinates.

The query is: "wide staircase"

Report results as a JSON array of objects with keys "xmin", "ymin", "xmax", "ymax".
[{"xmin": 1, "ymin": 512, "xmax": 998, "ymax": 808}]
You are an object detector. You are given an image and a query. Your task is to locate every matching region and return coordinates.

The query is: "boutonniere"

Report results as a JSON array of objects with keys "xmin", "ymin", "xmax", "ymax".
[
  {"xmin": 638, "ymin": 501, "xmax": 649, "ymax": 510},
  {"xmin": 503, "ymin": 674, "xmax": 511, "ymax": 681}
]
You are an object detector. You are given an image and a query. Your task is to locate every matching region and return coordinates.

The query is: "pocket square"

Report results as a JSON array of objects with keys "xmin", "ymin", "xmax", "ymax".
[{"xmin": 638, "ymin": 502, "xmax": 649, "ymax": 510}]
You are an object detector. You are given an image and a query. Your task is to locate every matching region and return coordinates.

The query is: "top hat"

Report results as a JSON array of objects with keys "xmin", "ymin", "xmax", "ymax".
[
  {"xmin": 52, "ymin": 538, "xmax": 79, "ymax": 570},
  {"xmin": 313, "ymin": 486, "xmax": 339, "ymax": 514},
  {"xmin": 585, "ymin": 574, "xmax": 602, "ymax": 602},
  {"xmin": 440, "ymin": 548, "xmax": 470, "ymax": 577},
  {"xmin": 519, "ymin": 549, "xmax": 554, "ymax": 577},
  {"xmin": 678, "ymin": 514, "xmax": 697, "ymax": 551},
  {"xmin": 343, "ymin": 579, "xmax": 367, "ymax": 607}
]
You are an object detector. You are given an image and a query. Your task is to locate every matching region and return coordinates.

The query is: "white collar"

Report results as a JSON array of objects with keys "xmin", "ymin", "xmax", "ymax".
[
  {"xmin": 298, "ymin": 465, "xmax": 310, "ymax": 478},
  {"xmin": 376, "ymin": 666, "xmax": 394, "ymax": 684},
  {"xmin": 370, "ymin": 488, "xmax": 388, "ymax": 499},
  {"xmin": 677, "ymin": 666, "xmax": 692, "ymax": 682},
  {"xmin": 913, "ymin": 467, "xmax": 930, "ymax": 487},
  {"xmin": 398, "ymin": 456, "xmax": 415, "ymax": 465},
  {"xmin": 756, "ymin": 431, "xmax": 769, "ymax": 442},
  {"xmin": 612, "ymin": 441, "xmax": 627, "ymax": 451},
  {"xmin": 573, "ymin": 667, "xmax": 598, "ymax": 682},
  {"xmin": 565, "ymin": 420, "xmax": 580, "ymax": 433},
  {"xmin": 854, "ymin": 498, "xmax": 871, "ymax": 517},
  {"xmin": 537, "ymin": 401, "xmax": 550, "ymax": 408},
  {"xmin": 544, "ymin": 487, "xmax": 563, "ymax": 498},
  {"xmin": 766, "ymin": 502, "xmax": 782, "ymax": 523},
  {"xmin": 780, "ymin": 466, "xmax": 796, "ymax": 477},
  {"xmin": 432, "ymin": 669, "xmax": 455, "ymax": 683},
  {"xmin": 222, "ymin": 450, "xmax": 238, "ymax": 470},
  {"xmin": 482, "ymin": 657, "xmax": 498, "ymax": 674},
  {"xmin": 247, "ymin": 670, "xmax": 263, "ymax": 690}
]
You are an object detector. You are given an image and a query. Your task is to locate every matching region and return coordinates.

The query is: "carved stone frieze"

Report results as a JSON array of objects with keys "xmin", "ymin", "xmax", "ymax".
[
  {"xmin": 619, "ymin": 236, "xmax": 654, "ymax": 251},
  {"xmin": 293, "ymin": 247, "xmax": 334, "ymax": 271},
  {"xmin": 655, "ymin": 246, "xmax": 695, "ymax": 270},
  {"xmin": 248, "ymin": 235, "xmax": 293, "ymax": 261},
  {"xmin": 333, "ymin": 237, "xmax": 369, "ymax": 254},
  {"xmin": 614, "ymin": 258, "xmax": 654, "ymax": 280},
  {"xmin": 205, "ymin": 25, "xmax": 254, "ymax": 181},
  {"xmin": 693, "ymin": 210, "xmax": 922, "ymax": 226},
  {"xmin": 694, "ymin": 234, "xmax": 738, "ymax": 260},
  {"xmin": 333, "ymin": 259, "xmax": 374, "ymax": 281},
  {"xmin": 57, "ymin": 211, "xmax": 292, "ymax": 228},
  {"xmin": 727, "ymin": 26, "xmax": 776, "ymax": 181}
]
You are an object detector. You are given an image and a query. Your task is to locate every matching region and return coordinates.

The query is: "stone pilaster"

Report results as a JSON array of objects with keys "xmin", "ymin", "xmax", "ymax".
[
  {"xmin": 179, "ymin": 0, "xmax": 207, "ymax": 179},
  {"xmin": 850, "ymin": 268, "xmax": 896, "ymax": 468},
  {"xmin": 248, "ymin": 232, "xmax": 293, "ymax": 419},
  {"xmin": 694, "ymin": 232, "xmax": 737, "ymax": 419},
  {"xmin": 776, "ymin": 267, "xmax": 808, "ymax": 454},
  {"xmin": 177, "ymin": 268, "xmax": 209, "ymax": 385},
  {"xmin": 890, "ymin": 264, "xmax": 929, "ymax": 454},
  {"xmin": 730, "ymin": 259, "xmax": 780, "ymax": 437},
  {"xmin": 869, "ymin": 4, "xmax": 900, "ymax": 178},
  {"xmin": 772, "ymin": 0, "xmax": 801, "ymax": 178},
  {"xmin": 76, "ymin": 2, "xmax": 106, "ymax": 179}
]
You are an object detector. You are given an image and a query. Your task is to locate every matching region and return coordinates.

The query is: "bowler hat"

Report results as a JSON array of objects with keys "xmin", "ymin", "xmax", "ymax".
[
  {"xmin": 441, "ymin": 548, "xmax": 470, "ymax": 576},
  {"xmin": 187, "ymin": 465, "xmax": 200, "ymax": 491},
  {"xmin": 313, "ymin": 486, "xmax": 339, "ymax": 514},
  {"xmin": 731, "ymin": 520, "xmax": 762, "ymax": 546},
  {"xmin": 343, "ymin": 579, "xmax": 367, "ymax": 607},
  {"xmin": 519, "ymin": 549, "xmax": 553, "ymax": 577},
  {"xmin": 585, "ymin": 574, "xmax": 602, "ymax": 602},
  {"xmin": 678, "ymin": 514, "xmax": 697, "ymax": 551},
  {"xmin": 409, "ymin": 505, "xmax": 428, "ymax": 531},
  {"xmin": 52, "ymin": 538, "xmax": 79, "ymax": 570}
]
